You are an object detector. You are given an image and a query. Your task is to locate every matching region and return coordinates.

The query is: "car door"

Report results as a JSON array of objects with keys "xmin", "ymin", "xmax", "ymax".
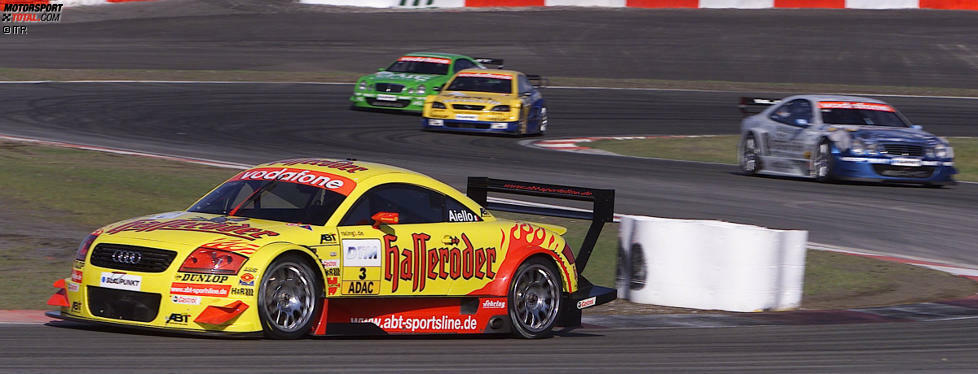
[
  {"xmin": 335, "ymin": 182, "xmax": 499, "ymax": 297},
  {"xmin": 766, "ymin": 99, "xmax": 814, "ymax": 160}
]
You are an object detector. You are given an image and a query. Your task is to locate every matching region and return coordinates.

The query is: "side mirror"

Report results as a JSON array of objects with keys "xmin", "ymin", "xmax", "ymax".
[
  {"xmin": 377, "ymin": 68, "xmax": 385, "ymax": 72},
  {"xmin": 371, "ymin": 212, "xmax": 399, "ymax": 229},
  {"xmin": 911, "ymin": 124, "xmax": 923, "ymax": 130}
]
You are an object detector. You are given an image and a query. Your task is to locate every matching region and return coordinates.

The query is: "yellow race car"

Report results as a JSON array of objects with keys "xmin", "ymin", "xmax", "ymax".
[
  {"xmin": 421, "ymin": 69, "xmax": 548, "ymax": 136},
  {"xmin": 48, "ymin": 159, "xmax": 615, "ymax": 339}
]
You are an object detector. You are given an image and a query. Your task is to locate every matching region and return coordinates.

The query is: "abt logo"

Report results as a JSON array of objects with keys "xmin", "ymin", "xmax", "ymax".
[{"xmin": 166, "ymin": 313, "xmax": 191, "ymax": 325}]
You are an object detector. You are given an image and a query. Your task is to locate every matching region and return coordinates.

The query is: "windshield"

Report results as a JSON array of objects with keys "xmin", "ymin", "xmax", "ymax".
[
  {"xmin": 446, "ymin": 75, "xmax": 513, "ymax": 94},
  {"xmin": 188, "ymin": 180, "xmax": 346, "ymax": 226},
  {"xmin": 818, "ymin": 102, "xmax": 908, "ymax": 127},
  {"xmin": 386, "ymin": 56, "xmax": 451, "ymax": 75}
]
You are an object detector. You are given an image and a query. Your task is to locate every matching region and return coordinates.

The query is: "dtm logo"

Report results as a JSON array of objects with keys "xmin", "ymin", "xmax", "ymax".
[
  {"xmin": 343, "ymin": 239, "xmax": 381, "ymax": 267},
  {"xmin": 166, "ymin": 313, "xmax": 191, "ymax": 325}
]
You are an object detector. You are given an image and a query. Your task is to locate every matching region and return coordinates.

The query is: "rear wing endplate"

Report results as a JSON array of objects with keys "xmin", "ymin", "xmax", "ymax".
[
  {"xmin": 466, "ymin": 177, "xmax": 614, "ymax": 273},
  {"xmin": 474, "ymin": 57, "xmax": 504, "ymax": 69},
  {"xmin": 739, "ymin": 97, "xmax": 781, "ymax": 117}
]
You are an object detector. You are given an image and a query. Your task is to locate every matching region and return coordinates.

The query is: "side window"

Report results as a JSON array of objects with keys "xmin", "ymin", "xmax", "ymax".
[
  {"xmin": 339, "ymin": 183, "xmax": 478, "ymax": 225},
  {"xmin": 452, "ymin": 59, "xmax": 476, "ymax": 73},
  {"xmin": 769, "ymin": 99, "xmax": 812, "ymax": 126},
  {"xmin": 517, "ymin": 75, "xmax": 533, "ymax": 95}
]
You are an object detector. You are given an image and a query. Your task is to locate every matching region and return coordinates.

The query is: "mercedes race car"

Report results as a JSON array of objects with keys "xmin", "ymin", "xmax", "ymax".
[
  {"xmin": 47, "ymin": 159, "xmax": 615, "ymax": 339},
  {"xmin": 738, "ymin": 95, "xmax": 956, "ymax": 185},
  {"xmin": 349, "ymin": 52, "xmax": 502, "ymax": 112},
  {"xmin": 421, "ymin": 69, "xmax": 548, "ymax": 136}
]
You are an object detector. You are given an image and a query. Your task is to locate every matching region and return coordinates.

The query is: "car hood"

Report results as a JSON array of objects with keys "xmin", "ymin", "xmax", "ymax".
[
  {"xmin": 94, "ymin": 211, "xmax": 321, "ymax": 256},
  {"xmin": 835, "ymin": 126, "xmax": 940, "ymax": 144},
  {"xmin": 436, "ymin": 91, "xmax": 512, "ymax": 105},
  {"xmin": 365, "ymin": 71, "xmax": 446, "ymax": 84}
]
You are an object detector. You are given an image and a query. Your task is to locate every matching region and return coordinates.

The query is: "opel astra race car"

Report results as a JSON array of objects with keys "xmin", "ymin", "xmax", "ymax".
[
  {"xmin": 421, "ymin": 69, "xmax": 548, "ymax": 136},
  {"xmin": 47, "ymin": 159, "xmax": 616, "ymax": 339},
  {"xmin": 738, "ymin": 95, "xmax": 956, "ymax": 185},
  {"xmin": 350, "ymin": 52, "xmax": 502, "ymax": 112}
]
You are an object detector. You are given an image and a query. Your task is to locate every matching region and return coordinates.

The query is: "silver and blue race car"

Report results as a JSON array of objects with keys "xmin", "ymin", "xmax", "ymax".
[{"xmin": 738, "ymin": 95, "xmax": 956, "ymax": 185}]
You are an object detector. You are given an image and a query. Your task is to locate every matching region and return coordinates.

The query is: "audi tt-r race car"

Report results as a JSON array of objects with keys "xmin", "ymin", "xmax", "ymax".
[
  {"xmin": 421, "ymin": 69, "xmax": 548, "ymax": 136},
  {"xmin": 47, "ymin": 159, "xmax": 616, "ymax": 339},
  {"xmin": 738, "ymin": 95, "xmax": 956, "ymax": 185},
  {"xmin": 349, "ymin": 52, "xmax": 502, "ymax": 112}
]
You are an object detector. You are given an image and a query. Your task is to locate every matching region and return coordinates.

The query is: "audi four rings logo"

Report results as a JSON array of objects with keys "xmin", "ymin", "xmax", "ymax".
[{"xmin": 112, "ymin": 250, "xmax": 142, "ymax": 264}]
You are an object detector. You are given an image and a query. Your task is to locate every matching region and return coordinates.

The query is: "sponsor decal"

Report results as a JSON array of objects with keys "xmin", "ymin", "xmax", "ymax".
[
  {"xmin": 200, "ymin": 237, "xmax": 261, "ymax": 256},
  {"xmin": 105, "ymin": 219, "xmax": 279, "ymax": 241},
  {"xmin": 243, "ymin": 267, "xmax": 259, "ymax": 273},
  {"xmin": 480, "ymin": 208, "xmax": 491, "ymax": 217},
  {"xmin": 328, "ymin": 286, "xmax": 339, "ymax": 296},
  {"xmin": 230, "ymin": 287, "xmax": 254, "ymax": 297},
  {"xmin": 343, "ymin": 280, "xmax": 378, "ymax": 295},
  {"xmin": 398, "ymin": 56, "xmax": 451, "ymax": 64},
  {"xmin": 276, "ymin": 158, "xmax": 369, "ymax": 173},
  {"xmin": 149, "ymin": 211, "xmax": 184, "ymax": 219},
  {"xmin": 100, "ymin": 272, "xmax": 142, "ymax": 291},
  {"xmin": 320, "ymin": 233, "xmax": 337, "ymax": 245},
  {"xmin": 171, "ymin": 295, "xmax": 202, "ymax": 305},
  {"xmin": 327, "ymin": 276, "xmax": 340, "ymax": 286},
  {"xmin": 384, "ymin": 233, "xmax": 496, "ymax": 293},
  {"xmin": 456, "ymin": 72, "xmax": 513, "ymax": 80},
  {"xmin": 71, "ymin": 301, "xmax": 81, "ymax": 313},
  {"xmin": 177, "ymin": 274, "xmax": 230, "ymax": 283},
  {"xmin": 818, "ymin": 101, "xmax": 895, "ymax": 112},
  {"xmin": 481, "ymin": 299, "xmax": 506, "ymax": 309},
  {"xmin": 170, "ymin": 282, "xmax": 231, "ymax": 297},
  {"xmin": 502, "ymin": 183, "xmax": 592, "ymax": 197},
  {"xmin": 72, "ymin": 260, "xmax": 85, "ymax": 270},
  {"xmin": 344, "ymin": 239, "xmax": 381, "ymax": 267},
  {"xmin": 321, "ymin": 259, "xmax": 341, "ymax": 276},
  {"xmin": 351, "ymin": 315, "xmax": 478, "ymax": 332},
  {"xmin": 166, "ymin": 313, "xmax": 191, "ymax": 325},
  {"xmin": 67, "ymin": 283, "xmax": 80, "ymax": 293},
  {"xmin": 71, "ymin": 269, "xmax": 83, "ymax": 283},
  {"xmin": 374, "ymin": 71, "xmax": 436, "ymax": 82},
  {"xmin": 230, "ymin": 167, "xmax": 356, "ymax": 196},
  {"xmin": 447, "ymin": 209, "xmax": 480, "ymax": 222},
  {"xmin": 577, "ymin": 297, "xmax": 597, "ymax": 309},
  {"xmin": 239, "ymin": 273, "xmax": 255, "ymax": 286},
  {"xmin": 340, "ymin": 230, "xmax": 365, "ymax": 237}
]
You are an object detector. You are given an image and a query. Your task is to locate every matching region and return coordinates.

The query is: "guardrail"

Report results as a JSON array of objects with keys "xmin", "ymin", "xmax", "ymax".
[{"xmin": 618, "ymin": 215, "xmax": 807, "ymax": 312}]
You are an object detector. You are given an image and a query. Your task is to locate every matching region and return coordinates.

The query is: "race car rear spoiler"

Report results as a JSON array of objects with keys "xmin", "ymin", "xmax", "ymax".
[
  {"xmin": 467, "ymin": 177, "xmax": 616, "ymax": 326},
  {"xmin": 739, "ymin": 97, "xmax": 781, "ymax": 117},
  {"xmin": 526, "ymin": 74, "xmax": 548, "ymax": 88},
  {"xmin": 474, "ymin": 57, "xmax": 504, "ymax": 68}
]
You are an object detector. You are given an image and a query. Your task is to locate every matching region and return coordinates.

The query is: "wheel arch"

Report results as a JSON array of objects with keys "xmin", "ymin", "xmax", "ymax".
[{"xmin": 247, "ymin": 243, "xmax": 326, "ymax": 296}]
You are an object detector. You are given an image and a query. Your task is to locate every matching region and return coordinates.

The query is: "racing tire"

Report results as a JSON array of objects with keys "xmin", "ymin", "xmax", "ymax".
[
  {"xmin": 740, "ymin": 134, "xmax": 762, "ymax": 175},
  {"xmin": 508, "ymin": 257, "xmax": 562, "ymax": 339},
  {"xmin": 258, "ymin": 254, "xmax": 322, "ymax": 340},
  {"xmin": 814, "ymin": 140, "xmax": 835, "ymax": 183}
]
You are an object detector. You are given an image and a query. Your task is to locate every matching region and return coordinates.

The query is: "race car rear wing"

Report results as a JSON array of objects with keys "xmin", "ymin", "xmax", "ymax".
[
  {"xmin": 474, "ymin": 57, "xmax": 504, "ymax": 69},
  {"xmin": 526, "ymin": 74, "xmax": 548, "ymax": 88},
  {"xmin": 739, "ymin": 97, "xmax": 781, "ymax": 117},
  {"xmin": 466, "ymin": 177, "xmax": 614, "ymax": 274}
]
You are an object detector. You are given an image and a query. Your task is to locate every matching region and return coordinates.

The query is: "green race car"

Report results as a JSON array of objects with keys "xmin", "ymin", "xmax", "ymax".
[{"xmin": 350, "ymin": 52, "xmax": 502, "ymax": 112}]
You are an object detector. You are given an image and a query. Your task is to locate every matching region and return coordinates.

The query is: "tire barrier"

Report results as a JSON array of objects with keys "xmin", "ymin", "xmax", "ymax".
[
  {"xmin": 618, "ymin": 215, "xmax": 807, "ymax": 312},
  {"xmin": 300, "ymin": 0, "xmax": 978, "ymax": 10}
]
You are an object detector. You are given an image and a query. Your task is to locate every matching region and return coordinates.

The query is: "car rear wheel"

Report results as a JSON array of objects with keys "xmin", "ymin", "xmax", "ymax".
[
  {"xmin": 741, "ymin": 134, "xmax": 762, "ymax": 175},
  {"xmin": 508, "ymin": 257, "xmax": 561, "ymax": 339},
  {"xmin": 814, "ymin": 141, "xmax": 834, "ymax": 183},
  {"xmin": 258, "ymin": 254, "xmax": 321, "ymax": 339}
]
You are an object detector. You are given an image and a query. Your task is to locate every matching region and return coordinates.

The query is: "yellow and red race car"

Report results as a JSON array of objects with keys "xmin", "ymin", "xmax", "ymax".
[
  {"xmin": 422, "ymin": 69, "xmax": 548, "ymax": 136},
  {"xmin": 48, "ymin": 159, "xmax": 615, "ymax": 339}
]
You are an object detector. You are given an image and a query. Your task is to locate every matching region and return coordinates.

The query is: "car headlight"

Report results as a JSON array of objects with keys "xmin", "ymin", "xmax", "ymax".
[
  {"xmin": 490, "ymin": 105, "xmax": 510, "ymax": 112},
  {"xmin": 864, "ymin": 142, "xmax": 879, "ymax": 155},
  {"xmin": 431, "ymin": 101, "xmax": 446, "ymax": 109},
  {"xmin": 358, "ymin": 81, "xmax": 367, "ymax": 91},
  {"xmin": 850, "ymin": 139, "xmax": 866, "ymax": 155},
  {"xmin": 935, "ymin": 143, "xmax": 949, "ymax": 158},
  {"xmin": 416, "ymin": 85, "xmax": 426, "ymax": 95}
]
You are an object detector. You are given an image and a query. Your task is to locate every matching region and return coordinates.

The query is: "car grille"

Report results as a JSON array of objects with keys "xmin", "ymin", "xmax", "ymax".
[
  {"xmin": 445, "ymin": 122, "xmax": 491, "ymax": 130},
  {"xmin": 452, "ymin": 104, "xmax": 485, "ymax": 111},
  {"xmin": 88, "ymin": 286, "xmax": 161, "ymax": 322},
  {"xmin": 90, "ymin": 244, "xmax": 178, "ymax": 273},
  {"xmin": 881, "ymin": 144, "xmax": 924, "ymax": 157},
  {"xmin": 374, "ymin": 83, "xmax": 404, "ymax": 93},
  {"xmin": 366, "ymin": 98, "xmax": 411, "ymax": 108},
  {"xmin": 872, "ymin": 165, "xmax": 935, "ymax": 178}
]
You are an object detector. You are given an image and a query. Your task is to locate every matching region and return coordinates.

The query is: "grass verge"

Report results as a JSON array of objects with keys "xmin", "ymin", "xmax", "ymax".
[
  {"xmin": 587, "ymin": 135, "xmax": 977, "ymax": 182},
  {"xmin": 1, "ymin": 142, "xmax": 975, "ymax": 310}
]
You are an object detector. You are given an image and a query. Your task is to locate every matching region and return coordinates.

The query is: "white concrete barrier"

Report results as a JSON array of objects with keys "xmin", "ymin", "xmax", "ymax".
[{"xmin": 619, "ymin": 215, "xmax": 807, "ymax": 312}]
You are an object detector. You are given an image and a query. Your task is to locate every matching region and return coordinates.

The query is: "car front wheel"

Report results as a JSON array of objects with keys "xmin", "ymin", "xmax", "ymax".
[
  {"xmin": 508, "ymin": 257, "xmax": 561, "ymax": 339},
  {"xmin": 258, "ymin": 254, "xmax": 321, "ymax": 339},
  {"xmin": 741, "ymin": 134, "xmax": 762, "ymax": 175},
  {"xmin": 814, "ymin": 141, "xmax": 834, "ymax": 183}
]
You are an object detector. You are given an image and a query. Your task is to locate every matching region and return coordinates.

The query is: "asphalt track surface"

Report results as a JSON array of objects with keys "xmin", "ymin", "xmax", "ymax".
[{"xmin": 2, "ymin": 1, "xmax": 978, "ymax": 372}]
